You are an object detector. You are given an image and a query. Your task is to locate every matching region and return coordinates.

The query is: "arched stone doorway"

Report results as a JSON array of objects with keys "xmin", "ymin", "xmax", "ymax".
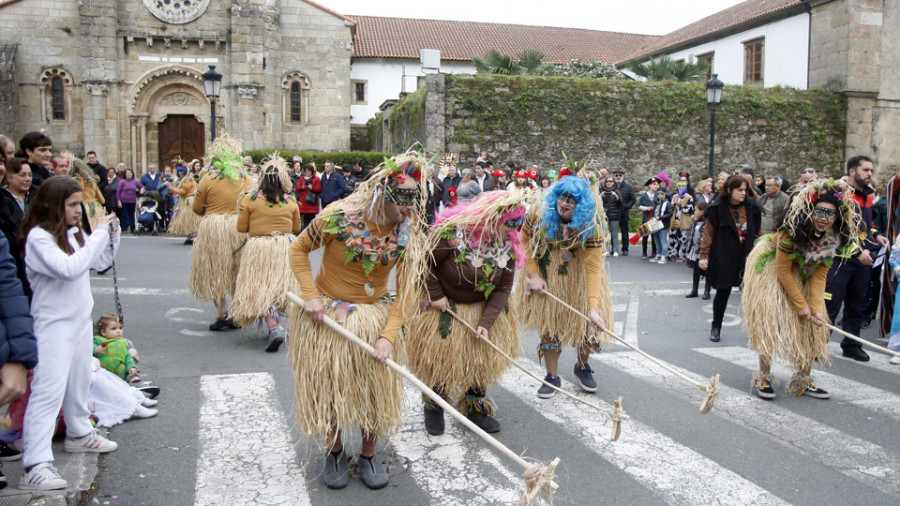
[{"xmin": 128, "ymin": 65, "xmax": 224, "ymax": 173}]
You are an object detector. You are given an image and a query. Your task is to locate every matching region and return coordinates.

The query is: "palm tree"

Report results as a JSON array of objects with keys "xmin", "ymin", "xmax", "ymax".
[
  {"xmin": 472, "ymin": 50, "xmax": 550, "ymax": 75},
  {"xmin": 627, "ymin": 55, "xmax": 710, "ymax": 82}
]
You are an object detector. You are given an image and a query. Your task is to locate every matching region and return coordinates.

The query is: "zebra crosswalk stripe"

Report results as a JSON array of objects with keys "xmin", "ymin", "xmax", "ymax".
[
  {"xmin": 195, "ymin": 373, "xmax": 310, "ymax": 506},
  {"xmin": 499, "ymin": 357, "xmax": 789, "ymax": 505},
  {"xmin": 590, "ymin": 350, "xmax": 900, "ymax": 497}
]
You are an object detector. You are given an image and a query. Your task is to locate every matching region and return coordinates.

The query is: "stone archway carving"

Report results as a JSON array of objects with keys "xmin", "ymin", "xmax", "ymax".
[{"xmin": 128, "ymin": 65, "xmax": 222, "ymax": 173}]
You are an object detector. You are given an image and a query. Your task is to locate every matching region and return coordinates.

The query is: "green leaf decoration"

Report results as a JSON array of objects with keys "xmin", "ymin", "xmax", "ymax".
[
  {"xmin": 537, "ymin": 250, "xmax": 550, "ymax": 279},
  {"xmin": 362, "ymin": 255, "xmax": 376, "ymax": 276},
  {"xmin": 439, "ymin": 311, "xmax": 452, "ymax": 339},
  {"xmin": 441, "ymin": 227, "xmax": 457, "ymax": 240},
  {"xmin": 476, "ymin": 279, "xmax": 495, "ymax": 299},
  {"xmin": 558, "ymin": 262, "xmax": 569, "ymax": 276},
  {"xmin": 483, "ymin": 262, "xmax": 493, "ymax": 278},
  {"xmin": 343, "ymin": 247, "xmax": 356, "ymax": 265},
  {"xmin": 455, "ymin": 253, "xmax": 466, "ymax": 263}
]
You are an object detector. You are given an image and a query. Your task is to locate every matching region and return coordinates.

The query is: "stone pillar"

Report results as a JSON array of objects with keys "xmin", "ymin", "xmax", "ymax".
[
  {"xmin": 78, "ymin": 0, "xmax": 119, "ymax": 164},
  {"xmin": 424, "ymin": 74, "xmax": 446, "ymax": 154},
  {"xmin": 0, "ymin": 44, "xmax": 16, "ymax": 135}
]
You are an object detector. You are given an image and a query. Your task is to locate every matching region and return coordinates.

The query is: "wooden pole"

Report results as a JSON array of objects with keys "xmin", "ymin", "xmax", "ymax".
[{"xmin": 823, "ymin": 322, "xmax": 900, "ymax": 357}]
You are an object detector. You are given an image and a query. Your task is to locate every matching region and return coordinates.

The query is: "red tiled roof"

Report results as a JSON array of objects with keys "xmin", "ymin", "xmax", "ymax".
[
  {"xmin": 616, "ymin": 0, "xmax": 805, "ymax": 65},
  {"xmin": 349, "ymin": 15, "xmax": 660, "ymax": 65}
]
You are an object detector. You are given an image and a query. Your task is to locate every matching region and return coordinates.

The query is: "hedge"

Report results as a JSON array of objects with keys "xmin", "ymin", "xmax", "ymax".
[{"xmin": 242, "ymin": 150, "xmax": 393, "ymax": 170}]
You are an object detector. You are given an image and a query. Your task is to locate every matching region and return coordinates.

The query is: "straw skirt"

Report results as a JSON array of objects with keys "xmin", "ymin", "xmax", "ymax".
[
  {"xmin": 188, "ymin": 213, "xmax": 246, "ymax": 302},
  {"xmin": 511, "ymin": 250, "xmax": 614, "ymax": 347},
  {"xmin": 85, "ymin": 202, "xmax": 106, "ymax": 230},
  {"xmin": 288, "ymin": 295, "xmax": 407, "ymax": 438},
  {"xmin": 230, "ymin": 234, "xmax": 299, "ymax": 326},
  {"xmin": 407, "ymin": 301, "xmax": 519, "ymax": 396},
  {"xmin": 168, "ymin": 197, "xmax": 201, "ymax": 236},
  {"xmin": 742, "ymin": 240, "xmax": 831, "ymax": 372}
]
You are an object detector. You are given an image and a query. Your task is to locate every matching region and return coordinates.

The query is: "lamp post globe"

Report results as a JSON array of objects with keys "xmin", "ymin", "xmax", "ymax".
[{"xmin": 202, "ymin": 65, "xmax": 223, "ymax": 141}]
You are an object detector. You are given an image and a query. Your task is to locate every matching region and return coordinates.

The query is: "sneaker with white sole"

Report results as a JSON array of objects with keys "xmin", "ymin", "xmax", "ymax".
[
  {"xmin": 658, "ymin": 257, "xmax": 668, "ymax": 265},
  {"xmin": 19, "ymin": 462, "xmax": 67, "ymax": 490},
  {"xmin": 0, "ymin": 441, "xmax": 21, "ymax": 461},
  {"xmin": 141, "ymin": 397, "xmax": 159, "ymax": 407},
  {"xmin": 573, "ymin": 363, "xmax": 598, "ymax": 392},
  {"xmin": 536, "ymin": 373, "xmax": 561, "ymax": 399},
  {"xmin": 890, "ymin": 355, "xmax": 900, "ymax": 365},
  {"xmin": 801, "ymin": 381, "xmax": 830, "ymax": 399},
  {"xmin": 131, "ymin": 405, "xmax": 159, "ymax": 419},
  {"xmin": 64, "ymin": 431, "xmax": 117, "ymax": 453}
]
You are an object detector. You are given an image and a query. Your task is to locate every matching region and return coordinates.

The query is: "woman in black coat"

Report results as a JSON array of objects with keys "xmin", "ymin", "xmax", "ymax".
[
  {"xmin": 599, "ymin": 176, "xmax": 623, "ymax": 255},
  {"xmin": 699, "ymin": 175, "xmax": 761, "ymax": 342}
]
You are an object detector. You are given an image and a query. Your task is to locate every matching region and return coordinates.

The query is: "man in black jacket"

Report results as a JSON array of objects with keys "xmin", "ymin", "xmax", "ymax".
[
  {"xmin": 825, "ymin": 156, "xmax": 889, "ymax": 362},
  {"xmin": 86, "ymin": 151, "xmax": 108, "ymax": 192},
  {"xmin": 613, "ymin": 169, "xmax": 635, "ymax": 256},
  {"xmin": 440, "ymin": 165, "xmax": 461, "ymax": 210}
]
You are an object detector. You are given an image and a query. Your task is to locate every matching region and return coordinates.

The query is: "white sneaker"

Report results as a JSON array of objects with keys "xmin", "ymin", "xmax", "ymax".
[
  {"xmin": 142, "ymin": 397, "xmax": 159, "ymax": 407},
  {"xmin": 19, "ymin": 462, "xmax": 67, "ymax": 490},
  {"xmin": 63, "ymin": 430, "xmax": 118, "ymax": 453},
  {"xmin": 658, "ymin": 257, "xmax": 668, "ymax": 265},
  {"xmin": 890, "ymin": 355, "xmax": 900, "ymax": 365},
  {"xmin": 613, "ymin": 252, "xmax": 619, "ymax": 257},
  {"xmin": 131, "ymin": 405, "xmax": 158, "ymax": 419}
]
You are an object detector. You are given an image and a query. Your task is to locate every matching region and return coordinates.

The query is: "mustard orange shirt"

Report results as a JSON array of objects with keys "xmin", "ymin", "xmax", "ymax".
[
  {"xmin": 237, "ymin": 193, "xmax": 301, "ymax": 237},
  {"xmin": 192, "ymin": 174, "xmax": 253, "ymax": 216}
]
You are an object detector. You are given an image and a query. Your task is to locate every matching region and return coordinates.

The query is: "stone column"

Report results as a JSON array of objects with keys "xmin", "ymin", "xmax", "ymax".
[{"xmin": 424, "ymin": 73, "xmax": 446, "ymax": 154}]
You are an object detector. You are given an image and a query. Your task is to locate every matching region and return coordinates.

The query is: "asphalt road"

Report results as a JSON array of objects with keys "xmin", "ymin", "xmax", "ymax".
[{"xmin": 82, "ymin": 235, "xmax": 900, "ymax": 506}]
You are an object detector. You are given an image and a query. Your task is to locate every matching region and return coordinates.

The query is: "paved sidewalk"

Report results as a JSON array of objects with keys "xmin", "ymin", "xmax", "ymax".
[{"xmin": 0, "ymin": 437, "xmax": 100, "ymax": 506}]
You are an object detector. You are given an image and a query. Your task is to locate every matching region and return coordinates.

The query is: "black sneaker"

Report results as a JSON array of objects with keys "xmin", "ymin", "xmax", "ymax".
[
  {"xmin": 536, "ymin": 373, "xmax": 561, "ymax": 399},
  {"xmin": 573, "ymin": 363, "xmax": 598, "ymax": 393},
  {"xmin": 755, "ymin": 378, "xmax": 776, "ymax": 400},
  {"xmin": 0, "ymin": 441, "xmax": 21, "ymax": 462},
  {"xmin": 209, "ymin": 317, "xmax": 236, "ymax": 331},
  {"xmin": 0, "ymin": 466, "xmax": 6, "ymax": 490},
  {"xmin": 842, "ymin": 347, "xmax": 870, "ymax": 362},
  {"xmin": 802, "ymin": 381, "xmax": 830, "ymax": 399},
  {"xmin": 423, "ymin": 404, "xmax": 444, "ymax": 435},
  {"xmin": 466, "ymin": 410, "xmax": 500, "ymax": 433}
]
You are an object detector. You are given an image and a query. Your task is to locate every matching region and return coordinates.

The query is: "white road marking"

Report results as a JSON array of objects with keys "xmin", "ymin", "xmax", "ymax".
[
  {"xmin": 827, "ymin": 341, "xmax": 900, "ymax": 373},
  {"xmin": 591, "ymin": 351, "xmax": 900, "ymax": 497},
  {"xmin": 500, "ymin": 359, "xmax": 788, "ymax": 505},
  {"xmin": 92, "ymin": 287, "xmax": 191, "ymax": 296},
  {"xmin": 166, "ymin": 307, "xmax": 211, "ymax": 336},
  {"xmin": 391, "ymin": 385, "xmax": 521, "ymax": 505},
  {"xmin": 697, "ymin": 347, "xmax": 900, "ymax": 421},
  {"xmin": 701, "ymin": 302, "xmax": 743, "ymax": 327},
  {"xmin": 195, "ymin": 373, "xmax": 309, "ymax": 506},
  {"xmin": 90, "ymin": 277, "xmax": 124, "ymax": 281}
]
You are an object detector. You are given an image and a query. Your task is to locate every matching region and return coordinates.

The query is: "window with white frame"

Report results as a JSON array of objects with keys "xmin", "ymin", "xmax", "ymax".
[
  {"xmin": 39, "ymin": 68, "xmax": 72, "ymax": 122},
  {"xmin": 743, "ymin": 38, "xmax": 764, "ymax": 85}
]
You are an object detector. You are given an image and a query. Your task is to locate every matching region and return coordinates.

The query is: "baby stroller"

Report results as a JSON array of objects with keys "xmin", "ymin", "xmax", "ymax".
[{"xmin": 135, "ymin": 195, "xmax": 162, "ymax": 236}]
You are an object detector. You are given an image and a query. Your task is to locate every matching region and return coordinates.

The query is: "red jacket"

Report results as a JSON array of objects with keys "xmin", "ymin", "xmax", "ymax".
[{"xmin": 296, "ymin": 175, "xmax": 322, "ymax": 214}]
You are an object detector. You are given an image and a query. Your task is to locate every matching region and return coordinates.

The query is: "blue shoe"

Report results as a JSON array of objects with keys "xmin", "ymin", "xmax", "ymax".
[
  {"xmin": 536, "ymin": 373, "xmax": 561, "ymax": 399},
  {"xmin": 574, "ymin": 363, "xmax": 598, "ymax": 392}
]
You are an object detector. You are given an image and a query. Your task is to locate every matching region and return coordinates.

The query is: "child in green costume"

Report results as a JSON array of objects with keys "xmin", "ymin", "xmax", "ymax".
[{"xmin": 93, "ymin": 314, "xmax": 139, "ymax": 383}]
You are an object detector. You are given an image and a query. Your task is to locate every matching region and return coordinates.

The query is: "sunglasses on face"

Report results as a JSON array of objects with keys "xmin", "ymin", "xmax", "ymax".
[
  {"xmin": 812, "ymin": 207, "xmax": 837, "ymax": 220},
  {"xmin": 503, "ymin": 217, "xmax": 525, "ymax": 229},
  {"xmin": 384, "ymin": 187, "xmax": 418, "ymax": 206},
  {"xmin": 557, "ymin": 194, "xmax": 577, "ymax": 205}
]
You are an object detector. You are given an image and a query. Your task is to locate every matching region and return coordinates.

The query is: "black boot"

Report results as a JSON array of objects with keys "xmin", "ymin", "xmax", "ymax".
[
  {"xmin": 460, "ymin": 390, "xmax": 500, "ymax": 433},
  {"xmin": 701, "ymin": 285, "xmax": 711, "ymax": 300},
  {"xmin": 466, "ymin": 410, "xmax": 500, "ymax": 433},
  {"xmin": 709, "ymin": 327, "xmax": 721, "ymax": 342},
  {"xmin": 685, "ymin": 290, "xmax": 698, "ymax": 298},
  {"xmin": 423, "ymin": 402, "xmax": 444, "ymax": 435}
]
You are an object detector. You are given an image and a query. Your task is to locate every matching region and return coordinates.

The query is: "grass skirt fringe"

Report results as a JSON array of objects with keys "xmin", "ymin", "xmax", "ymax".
[
  {"xmin": 511, "ymin": 251, "xmax": 613, "ymax": 348},
  {"xmin": 168, "ymin": 197, "xmax": 201, "ymax": 236},
  {"xmin": 742, "ymin": 240, "xmax": 831, "ymax": 372},
  {"xmin": 288, "ymin": 296, "xmax": 407, "ymax": 439},
  {"xmin": 85, "ymin": 202, "xmax": 106, "ymax": 230},
  {"xmin": 188, "ymin": 213, "xmax": 246, "ymax": 302},
  {"xmin": 229, "ymin": 235, "xmax": 299, "ymax": 326},
  {"xmin": 407, "ymin": 301, "xmax": 520, "ymax": 396}
]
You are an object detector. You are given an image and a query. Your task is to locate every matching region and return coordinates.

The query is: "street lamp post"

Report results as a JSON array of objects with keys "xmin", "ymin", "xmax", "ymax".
[
  {"xmin": 202, "ymin": 65, "xmax": 223, "ymax": 142},
  {"xmin": 705, "ymin": 73, "xmax": 724, "ymax": 179}
]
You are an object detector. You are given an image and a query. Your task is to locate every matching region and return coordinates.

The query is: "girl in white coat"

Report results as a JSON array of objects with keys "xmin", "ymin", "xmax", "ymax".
[{"xmin": 19, "ymin": 176, "xmax": 120, "ymax": 491}]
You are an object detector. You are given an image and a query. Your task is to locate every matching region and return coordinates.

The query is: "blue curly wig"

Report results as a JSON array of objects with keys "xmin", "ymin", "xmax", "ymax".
[{"xmin": 541, "ymin": 176, "xmax": 597, "ymax": 241}]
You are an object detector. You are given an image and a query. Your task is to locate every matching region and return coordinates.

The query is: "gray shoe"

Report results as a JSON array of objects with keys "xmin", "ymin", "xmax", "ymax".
[
  {"xmin": 536, "ymin": 373, "xmax": 561, "ymax": 399},
  {"xmin": 324, "ymin": 451, "xmax": 349, "ymax": 489},
  {"xmin": 574, "ymin": 363, "xmax": 598, "ymax": 392},
  {"xmin": 358, "ymin": 455, "xmax": 388, "ymax": 490},
  {"xmin": 265, "ymin": 328, "xmax": 285, "ymax": 353}
]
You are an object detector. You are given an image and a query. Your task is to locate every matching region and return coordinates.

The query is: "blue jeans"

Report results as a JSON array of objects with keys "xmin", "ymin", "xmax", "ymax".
[{"xmin": 652, "ymin": 229, "xmax": 668, "ymax": 257}]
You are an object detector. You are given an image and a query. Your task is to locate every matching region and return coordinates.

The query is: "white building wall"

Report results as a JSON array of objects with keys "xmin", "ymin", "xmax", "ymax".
[
  {"xmin": 350, "ymin": 58, "xmax": 474, "ymax": 124},
  {"xmin": 663, "ymin": 13, "xmax": 809, "ymax": 89}
]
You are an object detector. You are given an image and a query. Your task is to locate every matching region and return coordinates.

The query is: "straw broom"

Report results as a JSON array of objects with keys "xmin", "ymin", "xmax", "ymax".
[
  {"xmin": 541, "ymin": 290, "xmax": 720, "ymax": 414},
  {"xmin": 443, "ymin": 306, "xmax": 628, "ymax": 441},
  {"xmin": 286, "ymin": 292, "xmax": 559, "ymax": 504},
  {"xmin": 823, "ymin": 322, "xmax": 900, "ymax": 358}
]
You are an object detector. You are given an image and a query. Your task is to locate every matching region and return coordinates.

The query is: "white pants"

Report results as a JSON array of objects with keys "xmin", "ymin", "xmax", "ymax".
[{"xmin": 22, "ymin": 317, "xmax": 94, "ymax": 468}]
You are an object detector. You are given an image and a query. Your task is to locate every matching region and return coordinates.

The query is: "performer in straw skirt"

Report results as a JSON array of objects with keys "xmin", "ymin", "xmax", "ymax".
[
  {"xmin": 69, "ymin": 158, "xmax": 107, "ymax": 230},
  {"xmin": 166, "ymin": 164, "xmax": 201, "ymax": 243},
  {"xmin": 511, "ymin": 174, "xmax": 613, "ymax": 398},
  {"xmin": 743, "ymin": 179, "xmax": 861, "ymax": 400},
  {"xmin": 230, "ymin": 155, "xmax": 300, "ymax": 352},
  {"xmin": 188, "ymin": 136, "xmax": 253, "ymax": 331},
  {"xmin": 408, "ymin": 190, "xmax": 528, "ymax": 435},
  {"xmin": 288, "ymin": 152, "xmax": 427, "ymax": 491}
]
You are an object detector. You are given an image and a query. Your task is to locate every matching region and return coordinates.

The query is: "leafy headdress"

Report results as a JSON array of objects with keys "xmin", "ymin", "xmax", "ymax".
[{"xmin": 204, "ymin": 135, "xmax": 246, "ymax": 181}]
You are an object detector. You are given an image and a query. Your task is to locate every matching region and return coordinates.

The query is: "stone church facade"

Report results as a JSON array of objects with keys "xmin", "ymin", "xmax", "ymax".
[{"xmin": 0, "ymin": 0, "xmax": 353, "ymax": 172}]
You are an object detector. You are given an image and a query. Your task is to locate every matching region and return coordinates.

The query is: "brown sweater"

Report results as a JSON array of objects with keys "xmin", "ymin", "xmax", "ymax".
[
  {"xmin": 520, "ymin": 213, "xmax": 605, "ymax": 310},
  {"xmin": 192, "ymin": 174, "xmax": 253, "ymax": 216},
  {"xmin": 237, "ymin": 195, "xmax": 301, "ymax": 236},
  {"xmin": 169, "ymin": 178, "xmax": 197, "ymax": 198},
  {"xmin": 289, "ymin": 212, "xmax": 410, "ymax": 343},
  {"xmin": 774, "ymin": 232, "xmax": 829, "ymax": 314},
  {"xmin": 78, "ymin": 180, "xmax": 105, "ymax": 205},
  {"xmin": 426, "ymin": 238, "xmax": 515, "ymax": 330}
]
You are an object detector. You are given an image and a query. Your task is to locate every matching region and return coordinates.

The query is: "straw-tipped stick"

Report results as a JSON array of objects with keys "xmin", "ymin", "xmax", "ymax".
[
  {"xmin": 286, "ymin": 292, "xmax": 559, "ymax": 503},
  {"xmin": 824, "ymin": 322, "xmax": 900, "ymax": 358},
  {"xmin": 444, "ymin": 307, "xmax": 628, "ymax": 441},
  {"xmin": 541, "ymin": 290, "xmax": 720, "ymax": 414}
]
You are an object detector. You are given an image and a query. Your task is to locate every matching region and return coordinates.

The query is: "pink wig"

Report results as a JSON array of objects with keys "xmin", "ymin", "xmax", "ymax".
[
  {"xmin": 435, "ymin": 192, "xmax": 526, "ymax": 270},
  {"xmin": 656, "ymin": 172, "xmax": 671, "ymax": 187}
]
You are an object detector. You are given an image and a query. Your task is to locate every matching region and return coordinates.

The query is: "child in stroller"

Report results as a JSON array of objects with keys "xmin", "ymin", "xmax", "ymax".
[{"xmin": 136, "ymin": 194, "xmax": 162, "ymax": 235}]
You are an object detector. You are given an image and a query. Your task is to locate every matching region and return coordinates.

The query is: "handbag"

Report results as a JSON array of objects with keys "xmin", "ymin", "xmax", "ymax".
[{"xmin": 304, "ymin": 190, "xmax": 319, "ymax": 205}]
